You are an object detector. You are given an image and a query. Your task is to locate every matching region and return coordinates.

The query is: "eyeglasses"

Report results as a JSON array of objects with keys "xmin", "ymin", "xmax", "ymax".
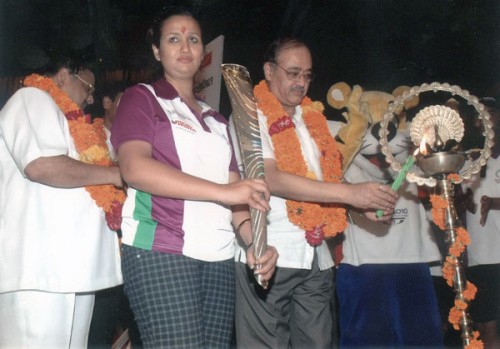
[
  {"xmin": 73, "ymin": 74, "xmax": 95, "ymax": 95},
  {"xmin": 273, "ymin": 63, "xmax": 315, "ymax": 82}
]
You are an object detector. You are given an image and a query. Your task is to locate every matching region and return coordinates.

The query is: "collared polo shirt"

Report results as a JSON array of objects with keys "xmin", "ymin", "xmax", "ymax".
[{"xmin": 111, "ymin": 79, "xmax": 238, "ymax": 262}]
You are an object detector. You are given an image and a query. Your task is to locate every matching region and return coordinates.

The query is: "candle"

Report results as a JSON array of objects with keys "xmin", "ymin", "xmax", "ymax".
[{"xmin": 375, "ymin": 155, "xmax": 415, "ymax": 218}]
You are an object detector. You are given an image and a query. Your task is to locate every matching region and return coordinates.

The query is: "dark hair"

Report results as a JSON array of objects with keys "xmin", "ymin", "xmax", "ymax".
[
  {"xmin": 41, "ymin": 51, "xmax": 95, "ymax": 77},
  {"xmin": 146, "ymin": 5, "xmax": 200, "ymax": 48},
  {"xmin": 263, "ymin": 37, "xmax": 309, "ymax": 64}
]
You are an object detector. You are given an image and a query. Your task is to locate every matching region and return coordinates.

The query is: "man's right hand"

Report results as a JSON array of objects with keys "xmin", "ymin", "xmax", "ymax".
[
  {"xmin": 346, "ymin": 182, "xmax": 397, "ymax": 212},
  {"xmin": 246, "ymin": 244, "xmax": 279, "ymax": 284}
]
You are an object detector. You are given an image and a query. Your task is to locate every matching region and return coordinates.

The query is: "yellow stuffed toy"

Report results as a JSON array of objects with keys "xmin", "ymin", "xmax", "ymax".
[{"xmin": 326, "ymin": 82, "xmax": 418, "ymax": 170}]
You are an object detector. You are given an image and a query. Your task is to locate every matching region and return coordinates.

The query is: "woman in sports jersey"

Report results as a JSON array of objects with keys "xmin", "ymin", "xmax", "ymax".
[{"xmin": 111, "ymin": 6, "xmax": 278, "ymax": 348}]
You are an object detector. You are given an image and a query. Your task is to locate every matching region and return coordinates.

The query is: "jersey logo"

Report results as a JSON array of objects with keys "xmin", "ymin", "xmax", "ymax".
[
  {"xmin": 391, "ymin": 207, "xmax": 408, "ymax": 225},
  {"xmin": 172, "ymin": 119, "xmax": 196, "ymax": 133}
]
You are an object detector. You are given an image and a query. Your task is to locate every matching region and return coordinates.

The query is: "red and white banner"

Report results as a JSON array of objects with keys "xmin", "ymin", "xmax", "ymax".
[{"xmin": 194, "ymin": 35, "xmax": 224, "ymax": 111}]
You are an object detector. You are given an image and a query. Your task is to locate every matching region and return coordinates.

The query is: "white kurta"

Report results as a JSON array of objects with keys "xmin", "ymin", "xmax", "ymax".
[
  {"xmin": 0, "ymin": 87, "xmax": 122, "ymax": 294},
  {"xmin": 231, "ymin": 106, "xmax": 334, "ymax": 271}
]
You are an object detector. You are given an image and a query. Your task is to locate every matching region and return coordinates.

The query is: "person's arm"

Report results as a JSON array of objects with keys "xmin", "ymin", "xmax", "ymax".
[
  {"xmin": 480, "ymin": 195, "xmax": 500, "ymax": 226},
  {"xmin": 24, "ymin": 155, "xmax": 122, "ymax": 188},
  {"xmin": 487, "ymin": 197, "xmax": 500, "ymax": 210},
  {"xmin": 117, "ymin": 140, "xmax": 270, "ymax": 210},
  {"xmin": 264, "ymin": 158, "xmax": 397, "ymax": 212},
  {"xmin": 2, "ymin": 88, "xmax": 120, "ymax": 189}
]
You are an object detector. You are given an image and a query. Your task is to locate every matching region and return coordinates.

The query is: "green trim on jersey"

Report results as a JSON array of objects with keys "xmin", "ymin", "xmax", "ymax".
[{"xmin": 132, "ymin": 190, "xmax": 157, "ymax": 250}]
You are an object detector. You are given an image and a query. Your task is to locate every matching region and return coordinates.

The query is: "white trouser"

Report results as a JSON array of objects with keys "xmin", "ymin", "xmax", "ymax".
[{"xmin": 0, "ymin": 290, "xmax": 95, "ymax": 349}]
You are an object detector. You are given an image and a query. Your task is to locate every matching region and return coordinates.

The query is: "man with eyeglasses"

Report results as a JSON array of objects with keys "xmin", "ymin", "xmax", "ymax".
[
  {"xmin": 232, "ymin": 38, "xmax": 397, "ymax": 348},
  {"xmin": 73, "ymin": 73, "xmax": 96, "ymax": 99},
  {"xmin": 0, "ymin": 54, "xmax": 122, "ymax": 348}
]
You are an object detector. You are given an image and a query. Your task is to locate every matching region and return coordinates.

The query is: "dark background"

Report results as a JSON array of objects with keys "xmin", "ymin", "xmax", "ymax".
[{"xmin": 1, "ymin": 0, "xmax": 499, "ymax": 117}]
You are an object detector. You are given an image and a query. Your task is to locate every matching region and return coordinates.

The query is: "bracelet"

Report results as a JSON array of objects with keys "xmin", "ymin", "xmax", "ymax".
[
  {"xmin": 245, "ymin": 242, "xmax": 253, "ymax": 250},
  {"xmin": 236, "ymin": 218, "xmax": 251, "ymax": 235}
]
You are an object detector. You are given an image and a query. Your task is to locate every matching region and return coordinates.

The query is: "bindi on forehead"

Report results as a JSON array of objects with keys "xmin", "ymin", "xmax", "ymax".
[{"xmin": 180, "ymin": 26, "xmax": 186, "ymax": 34}]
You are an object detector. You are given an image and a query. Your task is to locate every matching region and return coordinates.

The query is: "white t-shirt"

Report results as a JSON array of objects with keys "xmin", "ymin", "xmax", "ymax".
[
  {"xmin": 342, "ymin": 163, "xmax": 441, "ymax": 266},
  {"xmin": 231, "ymin": 106, "xmax": 334, "ymax": 271},
  {"xmin": 464, "ymin": 155, "xmax": 500, "ymax": 266},
  {"xmin": 0, "ymin": 87, "xmax": 122, "ymax": 293},
  {"xmin": 327, "ymin": 119, "xmax": 441, "ymax": 266}
]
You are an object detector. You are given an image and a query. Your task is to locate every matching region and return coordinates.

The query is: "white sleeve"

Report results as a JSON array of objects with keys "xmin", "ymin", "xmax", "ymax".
[
  {"xmin": 228, "ymin": 115, "xmax": 244, "ymax": 176},
  {"xmin": 0, "ymin": 87, "xmax": 70, "ymax": 174},
  {"xmin": 258, "ymin": 109, "xmax": 275, "ymax": 160}
]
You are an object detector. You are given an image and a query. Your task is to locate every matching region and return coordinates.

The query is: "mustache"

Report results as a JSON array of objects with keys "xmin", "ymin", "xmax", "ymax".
[{"xmin": 291, "ymin": 86, "xmax": 305, "ymax": 94}]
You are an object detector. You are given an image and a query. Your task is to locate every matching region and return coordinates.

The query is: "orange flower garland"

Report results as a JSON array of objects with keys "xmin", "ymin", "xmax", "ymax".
[
  {"xmin": 442, "ymin": 256, "xmax": 458, "ymax": 287},
  {"xmin": 254, "ymin": 80, "xmax": 347, "ymax": 245},
  {"xmin": 447, "ymin": 173, "xmax": 461, "ymax": 184},
  {"xmin": 463, "ymin": 281, "xmax": 477, "ymax": 300},
  {"xmin": 429, "ymin": 193, "xmax": 483, "ymax": 348},
  {"xmin": 23, "ymin": 74, "xmax": 126, "ymax": 230},
  {"xmin": 429, "ymin": 194, "xmax": 448, "ymax": 230},
  {"xmin": 449, "ymin": 298, "xmax": 468, "ymax": 330}
]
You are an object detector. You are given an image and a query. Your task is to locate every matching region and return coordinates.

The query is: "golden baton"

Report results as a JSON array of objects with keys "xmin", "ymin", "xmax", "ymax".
[{"xmin": 222, "ymin": 64, "xmax": 268, "ymax": 288}]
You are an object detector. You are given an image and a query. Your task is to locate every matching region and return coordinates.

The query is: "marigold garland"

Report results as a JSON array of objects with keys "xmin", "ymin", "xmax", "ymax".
[
  {"xmin": 442, "ymin": 256, "xmax": 457, "ymax": 287},
  {"xmin": 463, "ymin": 281, "xmax": 477, "ymax": 300},
  {"xmin": 23, "ymin": 74, "xmax": 126, "ymax": 230},
  {"xmin": 254, "ymin": 80, "xmax": 347, "ymax": 246},
  {"xmin": 447, "ymin": 173, "xmax": 461, "ymax": 184},
  {"xmin": 430, "ymin": 193, "xmax": 483, "ymax": 347},
  {"xmin": 449, "ymin": 298, "xmax": 468, "ymax": 330},
  {"xmin": 430, "ymin": 194, "xmax": 448, "ymax": 230}
]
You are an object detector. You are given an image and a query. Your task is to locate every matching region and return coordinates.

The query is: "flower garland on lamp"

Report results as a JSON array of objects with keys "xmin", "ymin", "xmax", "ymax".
[
  {"xmin": 254, "ymin": 80, "xmax": 347, "ymax": 246},
  {"xmin": 23, "ymin": 74, "xmax": 126, "ymax": 231},
  {"xmin": 429, "ymin": 192, "xmax": 483, "ymax": 349}
]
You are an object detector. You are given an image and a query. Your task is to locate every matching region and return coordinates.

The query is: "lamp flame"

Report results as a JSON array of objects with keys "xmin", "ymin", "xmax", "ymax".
[{"xmin": 418, "ymin": 135, "xmax": 429, "ymax": 156}]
